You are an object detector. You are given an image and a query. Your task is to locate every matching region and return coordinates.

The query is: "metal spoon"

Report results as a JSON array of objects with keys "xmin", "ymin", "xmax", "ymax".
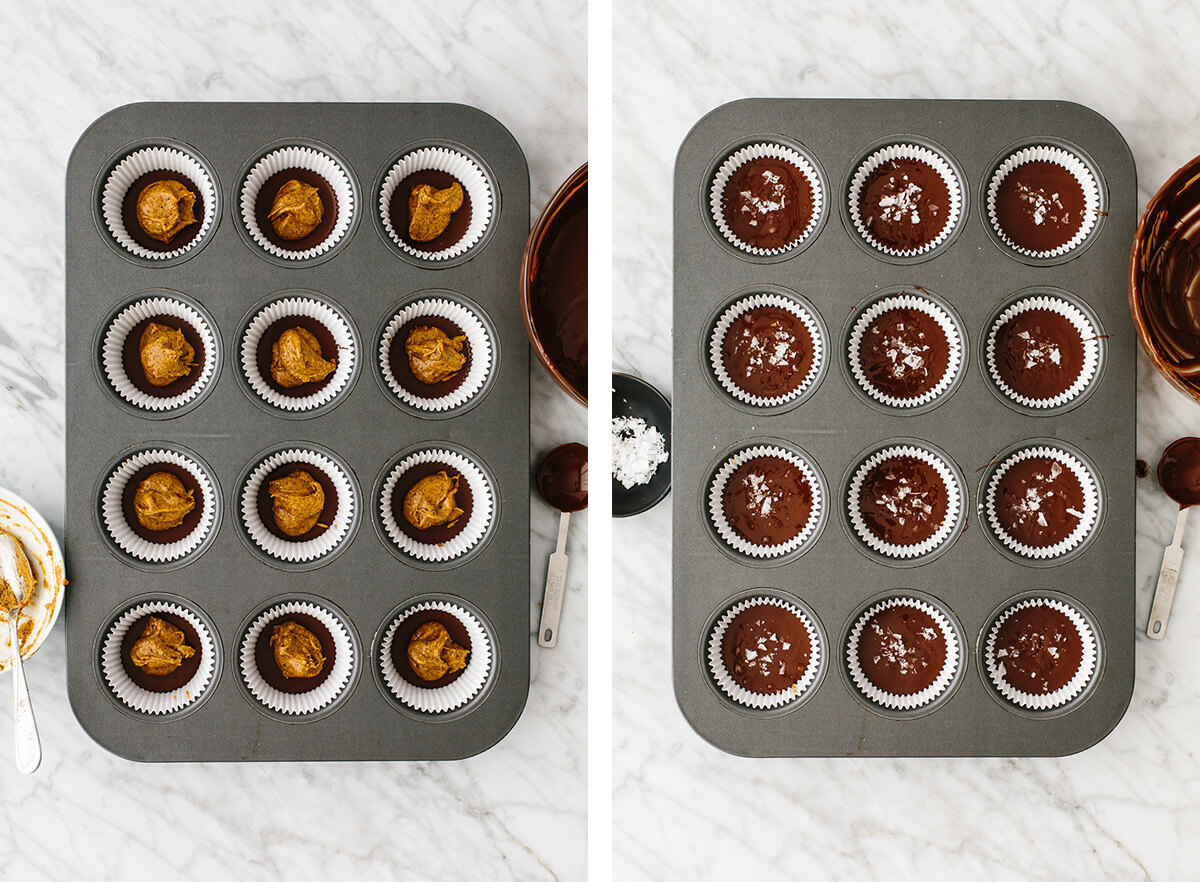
[
  {"xmin": 0, "ymin": 532, "xmax": 39, "ymax": 772},
  {"xmin": 535, "ymin": 443, "xmax": 588, "ymax": 648},
  {"xmin": 1148, "ymin": 437, "xmax": 1200, "ymax": 639}
]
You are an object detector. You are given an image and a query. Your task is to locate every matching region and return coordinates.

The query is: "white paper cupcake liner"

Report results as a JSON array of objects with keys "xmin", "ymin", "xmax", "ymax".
[
  {"xmin": 986, "ymin": 145, "xmax": 1100, "ymax": 258},
  {"xmin": 380, "ymin": 449, "xmax": 494, "ymax": 562},
  {"xmin": 709, "ymin": 293, "xmax": 823, "ymax": 406},
  {"xmin": 379, "ymin": 146, "xmax": 494, "ymax": 261},
  {"xmin": 240, "ymin": 296, "xmax": 356, "ymax": 412},
  {"xmin": 102, "ymin": 296, "xmax": 217, "ymax": 412},
  {"xmin": 985, "ymin": 295, "xmax": 1101, "ymax": 409},
  {"xmin": 985, "ymin": 598, "xmax": 1097, "ymax": 710},
  {"xmin": 101, "ymin": 146, "xmax": 217, "ymax": 260},
  {"xmin": 709, "ymin": 142, "xmax": 824, "ymax": 255},
  {"xmin": 101, "ymin": 448, "xmax": 217, "ymax": 563},
  {"xmin": 707, "ymin": 596, "xmax": 821, "ymax": 709},
  {"xmin": 846, "ymin": 596, "xmax": 960, "ymax": 710},
  {"xmin": 848, "ymin": 143, "xmax": 963, "ymax": 257},
  {"xmin": 239, "ymin": 146, "xmax": 354, "ymax": 260},
  {"xmin": 847, "ymin": 445, "xmax": 961, "ymax": 559},
  {"xmin": 239, "ymin": 600, "xmax": 354, "ymax": 716},
  {"xmin": 984, "ymin": 446, "xmax": 1099, "ymax": 559},
  {"xmin": 241, "ymin": 448, "xmax": 355, "ymax": 563},
  {"xmin": 708, "ymin": 445, "xmax": 823, "ymax": 559},
  {"xmin": 848, "ymin": 293, "xmax": 962, "ymax": 408},
  {"xmin": 380, "ymin": 601, "xmax": 493, "ymax": 713},
  {"xmin": 101, "ymin": 600, "xmax": 217, "ymax": 715},
  {"xmin": 379, "ymin": 297, "xmax": 494, "ymax": 411}
]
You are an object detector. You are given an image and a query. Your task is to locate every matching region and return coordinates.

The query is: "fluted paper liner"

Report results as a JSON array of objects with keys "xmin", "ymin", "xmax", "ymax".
[
  {"xmin": 380, "ymin": 600, "xmax": 493, "ymax": 713},
  {"xmin": 101, "ymin": 600, "xmax": 217, "ymax": 715},
  {"xmin": 985, "ymin": 597, "xmax": 1097, "ymax": 710},
  {"xmin": 846, "ymin": 596, "xmax": 959, "ymax": 710},
  {"xmin": 848, "ymin": 143, "xmax": 963, "ymax": 257},
  {"xmin": 847, "ymin": 444, "xmax": 961, "ymax": 560},
  {"xmin": 102, "ymin": 295, "xmax": 217, "ymax": 412},
  {"xmin": 985, "ymin": 295, "xmax": 1100, "ymax": 409},
  {"xmin": 707, "ymin": 596, "xmax": 821, "ymax": 709},
  {"xmin": 239, "ymin": 145, "xmax": 355, "ymax": 260},
  {"xmin": 709, "ymin": 142, "xmax": 824, "ymax": 256},
  {"xmin": 101, "ymin": 145, "xmax": 218, "ymax": 261},
  {"xmin": 379, "ymin": 146, "xmax": 494, "ymax": 261},
  {"xmin": 709, "ymin": 293, "xmax": 823, "ymax": 407},
  {"xmin": 379, "ymin": 297, "xmax": 494, "ymax": 411},
  {"xmin": 848, "ymin": 292, "xmax": 962, "ymax": 408},
  {"xmin": 984, "ymin": 445, "xmax": 1099, "ymax": 559},
  {"xmin": 708, "ymin": 444, "xmax": 823, "ymax": 559},
  {"xmin": 986, "ymin": 145, "xmax": 1100, "ymax": 258},
  {"xmin": 239, "ymin": 600, "xmax": 354, "ymax": 715},
  {"xmin": 101, "ymin": 448, "xmax": 217, "ymax": 563},
  {"xmin": 380, "ymin": 449, "xmax": 494, "ymax": 562},
  {"xmin": 241, "ymin": 448, "xmax": 355, "ymax": 563},
  {"xmin": 240, "ymin": 296, "xmax": 356, "ymax": 412}
]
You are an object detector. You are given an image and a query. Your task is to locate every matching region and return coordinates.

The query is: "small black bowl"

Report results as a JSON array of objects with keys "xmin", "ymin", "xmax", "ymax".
[{"xmin": 612, "ymin": 372, "xmax": 671, "ymax": 517}]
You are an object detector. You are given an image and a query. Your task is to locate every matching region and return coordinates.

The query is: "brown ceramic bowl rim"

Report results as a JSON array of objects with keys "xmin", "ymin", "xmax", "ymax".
[{"xmin": 521, "ymin": 162, "xmax": 587, "ymax": 407}]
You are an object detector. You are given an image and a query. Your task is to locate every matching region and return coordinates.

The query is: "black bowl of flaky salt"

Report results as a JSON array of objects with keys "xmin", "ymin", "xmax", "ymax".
[{"xmin": 612, "ymin": 372, "xmax": 671, "ymax": 517}]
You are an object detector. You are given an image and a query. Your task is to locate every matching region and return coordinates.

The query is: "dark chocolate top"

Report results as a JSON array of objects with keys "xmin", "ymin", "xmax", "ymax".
[
  {"xmin": 721, "ymin": 603, "xmax": 811, "ymax": 695},
  {"xmin": 857, "ymin": 455, "xmax": 949, "ymax": 547},
  {"xmin": 721, "ymin": 305, "xmax": 814, "ymax": 398},
  {"xmin": 857, "ymin": 158, "xmax": 950, "ymax": 251},
  {"xmin": 1157, "ymin": 437, "xmax": 1200, "ymax": 507},
  {"xmin": 993, "ymin": 308, "xmax": 1085, "ymax": 401},
  {"xmin": 994, "ymin": 604, "xmax": 1083, "ymax": 695},
  {"xmin": 721, "ymin": 455, "xmax": 813, "ymax": 547},
  {"xmin": 857, "ymin": 305, "xmax": 950, "ymax": 400},
  {"xmin": 994, "ymin": 160, "xmax": 1086, "ymax": 253},
  {"xmin": 721, "ymin": 158, "xmax": 813, "ymax": 250},
  {"xmin": 856, "ymin": 604, "xmax": 947, "ymax": 696},
  {"xmin": 994, "ymin": 456, "xmax": 1085, "ymax": 548}
]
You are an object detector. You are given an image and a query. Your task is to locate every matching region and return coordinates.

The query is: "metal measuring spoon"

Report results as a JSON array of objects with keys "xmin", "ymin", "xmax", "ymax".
[
  {"xmin": 0, "ymin": 531, "xmax": 40, "ymax": 772},
  {"xmin": 1148, "ymin": 437, "xmax": 1200, "ymax": 638},
  {"xmin": 535, "ymin": 443, "xmax": 588, "ymax": 648}
]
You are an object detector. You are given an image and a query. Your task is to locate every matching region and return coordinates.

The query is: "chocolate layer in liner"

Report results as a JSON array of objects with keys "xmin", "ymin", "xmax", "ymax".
[
  {"xmin": 857, "ymin": 455, "xmax": 949, "ymax": 547},
  {"xmin": 720, "ymin": 603, "xmax": 811, "ymax": 695},
  {"xmin": 253, "ymin": 168, "xmax": 339, "ymax": 252},
  {"xmin": 387, "ymin": 315, "xmax": 473, "ymax": 400},
  {"xmin": 254, "ymin": 314, "xmax": 340, "ymax": 399},
  {"xmin": 721, "ymin": 305, "xmax": 814, "ymax": 398},
  {"xmin": 120, "ymin": 170, "xmax": 206, "ymax": 252},
  {"xmin": 120, "ymin": 314, "xmax": 206, "ymax": 399},
  {"xmin": 389, "ymin": 461, "xmax": 475, "ymax": 545},
  {"xmin": 390, "ymin": 169, "xmax": 473, "ymax": 253},
  {"xmin": 254, "ymin": 461, "xmax": 339, "ymax": 543},
  {"xmin": 995, "ymin": 160, "xmax": 1086, "ymax": 253},
  {"xmin": 119, "ymin": 611, "xmax": 203, "ymax": 693},
  {"xmin": 994, "ymin": 456, "xmax": 1085, "ymax": 548},
  {"xmin": 720, "ymin": 157, "xmax": 813, "ymax": 250},
  {"xmin": 994, "ymin": 604, "xmax": 1083, "ymax": 695},
  {"xmin": 121, "ymin": 462, "xmax": 205, "ymax": 545},
  {"xmin": 252, "ymin": 612, "xmax": 336, "ymax": 694},
  {"xmin": 389, "ymin": 609, "xmax": 473, "ymax": 690},
  {"xmin": 856, "ymin": 603, "xmax": 946, "ymax": 695},
  {"xmin": 857, "ymin": 158, "xmax": 950, "ymax": 251},
  {"xmin": 993, "ymin": 308, "xmax": 1085, "ymax": 401},
  {"xmin": 858, "ymin": 306, "xmax": 950, "ymax": 400},
  {"xmin": 722, "ymin": 455, "xmax": 812, "ymax": 546}
]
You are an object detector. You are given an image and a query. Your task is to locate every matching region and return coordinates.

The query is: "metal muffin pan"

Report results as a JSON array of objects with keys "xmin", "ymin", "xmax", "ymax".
[
  {"xmin": 672, "ymin": 99, "xmax": 1135, "ymax": 757},
  {"xmin": 66, "ymin": 102, "xmax": 530, "ymax": 761}
]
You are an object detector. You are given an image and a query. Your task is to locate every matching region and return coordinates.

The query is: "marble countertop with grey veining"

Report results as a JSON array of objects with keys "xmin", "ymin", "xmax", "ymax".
[{"xmin": 0, "ymin": 2, "xmax": 586, "ymax": 879}]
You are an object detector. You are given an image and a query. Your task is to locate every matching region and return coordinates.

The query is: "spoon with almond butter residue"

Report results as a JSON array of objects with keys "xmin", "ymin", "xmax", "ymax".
[{"xmin": 0, "ymin": 531, "xmax": 40, "ymax": 772}]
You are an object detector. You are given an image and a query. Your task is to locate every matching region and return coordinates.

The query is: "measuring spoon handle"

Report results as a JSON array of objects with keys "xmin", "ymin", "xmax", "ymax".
[{"xmin": 1148, "ymin": 507, "xmax": 1189, "ymax": 639}]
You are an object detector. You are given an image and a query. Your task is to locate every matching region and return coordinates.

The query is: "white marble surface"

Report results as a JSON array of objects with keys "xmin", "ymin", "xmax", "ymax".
[
  {"xmin": 0, "ymin": 2, "xmax": 586, "ymax": 879},
  {"xmin": 614, "ymin": 2, "xmax": 1200, "ymax": 879}
]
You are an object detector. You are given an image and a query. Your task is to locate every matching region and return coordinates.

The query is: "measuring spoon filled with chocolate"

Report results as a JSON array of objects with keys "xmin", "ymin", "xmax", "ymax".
[
  {"xmin": 1148, "ymin": 437, "xmax": 1200, "ymax": 638},
  {"xmin": 535, "ymin": 443, "xmax": 587, "ymax": 648}
]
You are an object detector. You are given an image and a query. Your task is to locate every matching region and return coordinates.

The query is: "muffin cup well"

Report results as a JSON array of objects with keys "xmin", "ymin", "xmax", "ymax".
[
  {"xmin": 379, "ymin": 600, "xmax": 494, "ymax": 714},
  {"xmin": 984, "ymin": 597, "xmax": 1098, "ymax": 711},
  {"xmin": 707, "ymin": 595, "xmax": 822, "ymax": 710},
  {"xmin": 846, "ymin": 596, "xmax": 960, "ymax": 711}
]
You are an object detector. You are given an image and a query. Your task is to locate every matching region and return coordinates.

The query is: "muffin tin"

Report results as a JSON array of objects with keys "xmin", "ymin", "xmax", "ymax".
[
  {"xmin": 65, "ymin": 102, "xmax": 530, "ymax": 761},
  {"xmin": 672, "ymin": 99, "xmax": 1135, "ymax": 756}
]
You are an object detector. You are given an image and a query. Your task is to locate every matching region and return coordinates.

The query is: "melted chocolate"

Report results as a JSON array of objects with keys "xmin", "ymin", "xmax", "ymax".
[
  {"xmin": 252, "ymin": 613, "xmax": 336, "ymax": 693},
  {"xmin": 120, "ymin": 612, "xmax": 202, "ymax": 693},
  {"xmin": 254, "ymin": 314, "xmax": 341, "ymax": 399},
  {"xmin": 1157, "ymin": 437, "xmax": 1200, "ymax": 507},
  {"xmin": 122, "ymin": 462, "xmax": 205, "ymax": 545},
  {"xmin": 536, "ymin": 443, "xmax": 588, "ymax": 513},
  {"xmin": 387, "ymin": 315, "xmax": 472, "ymax": 400},
  {"xmin": 121, "ymin": 170, "xmax": 206, "ymax": 252},
  {"xmin": 1136, "ymin": 459, "xmax": 1150, "ymax": 479},
  {"xmin": 994, "ymin": 604, "xmax": 1083, "ymax": 695},
  {"xmin": 531, "ymin": 195, "xmax": 587, "ymax": 400},
  {"xmin": 721, "ymin": 305, "xmax": 814, "ymax": 398},
  {"xmin": 253, "ymin": 168, "xmax": 339, "ymax": 252},
  {"xmin": 857, "ymin": 455, "xmax": 948, "ymax": 546},
  {"xmin": 993, "ymin": 308, "xmax": 1085, "ymax": 400},
  {"xmin": 857, "ymin": 158, "xmax": 950, "ymax": 251},
  {"xmin": 858, "ymin": 305, "xmax": 950, "ymax": 400},
  {"xmin": 856, "ymin": 604, "xmax": 946, "ymax": 696},
  {"xmin": 720, "ymin": 604, "xmax": 811, "ymax": 694},
  {"xmin": 995, "ymin": 160, "xmax": 1085, "ymax": 252},
  {"xmin": 389, "ymin": 609, "xmax": 472, "ymax": 689},
  {"xmin": 721, "ymin": 158, "xmax": 813, "ymax": 250},
  {"xmin": 121, "ymin": 314, "xmax": 206, "ymax": 398},
  {"xmin": 254, "ymin": 462, "xmax": 339, "ymax": 543},
  {"xmin": 389, "ymin": 461, "xmax": 475, "ymax": 545},
  {"xmin": 994, "ymin": 456, "xmax": 1084, "ymax": 547},
  {"xmin": 721, "ymin": 455, "xmax": 812, "ymax": 546},
  {"xmin": 390, "ymin": 169, "xmax": 473, "ymax": 253}
]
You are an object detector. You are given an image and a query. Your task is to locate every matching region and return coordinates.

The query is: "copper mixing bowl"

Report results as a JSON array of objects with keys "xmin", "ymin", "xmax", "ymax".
[
  {"xmin": 1130, "ymin": 153, "xmax": 1200, "ymax": 402},
  {"xmin": 521, "ymin": 163, "xmax": 587, "ymax": 407}
]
